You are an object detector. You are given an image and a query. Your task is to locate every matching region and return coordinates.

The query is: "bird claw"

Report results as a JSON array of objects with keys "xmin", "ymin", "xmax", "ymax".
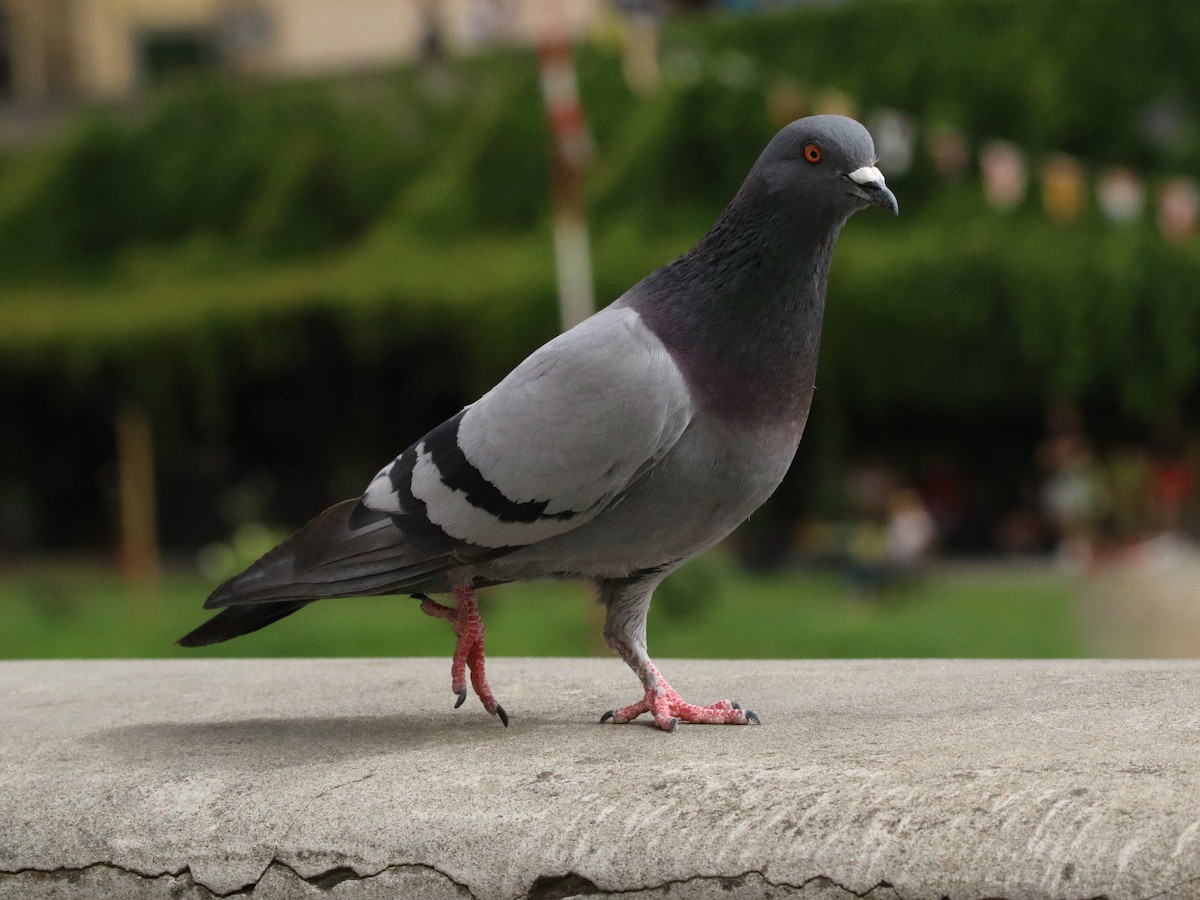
[
  {"xmin": 602, "ymin": 677, "xmax": 759, "ymax": 730},
  {"xmin": 422, "ymin": 587, "xmax": 506, "ymax": 723}
]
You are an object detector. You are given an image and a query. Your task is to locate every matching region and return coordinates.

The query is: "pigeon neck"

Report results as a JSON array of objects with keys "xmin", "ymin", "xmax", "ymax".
[{"xmin": 634, "ymin": 184, "xmax": 845, "ymax": 429}]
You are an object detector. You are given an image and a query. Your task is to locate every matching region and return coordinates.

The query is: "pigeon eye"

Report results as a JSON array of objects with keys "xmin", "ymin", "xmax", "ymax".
[{"xmin": 803, "ymin": 143, "xmax": 822, "ymax": 164}]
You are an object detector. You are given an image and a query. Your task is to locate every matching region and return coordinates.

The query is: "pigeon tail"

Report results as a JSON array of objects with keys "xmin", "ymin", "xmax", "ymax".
[
  {"xmin": 182, "ymin": 499, "xmax": 458, "ymax": 645},
  {"xmin": 177, "ymin": 600, "xmax": 311, "ymax": 646}
]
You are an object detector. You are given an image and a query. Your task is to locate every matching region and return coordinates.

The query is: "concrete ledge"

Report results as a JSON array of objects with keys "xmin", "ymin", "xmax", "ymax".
[{"xmin": 1, "ymin": 658, "xmax": 1198, "ymax": 899}]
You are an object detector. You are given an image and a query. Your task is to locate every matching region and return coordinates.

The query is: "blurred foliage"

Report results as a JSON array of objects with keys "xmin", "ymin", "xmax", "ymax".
[
  {"xmin": 677, "ymin": 0, "xmax": 1200, "ymax": 170},
  {"xmin": 0, "ymin": 80, "xmax": 426, "ymax": 269},
  {"xmin": 824, "ymin": 196, "xmax": 1200, "ymax": 420},
  {"xmin": 1, "ymin": 0, "xmax": 1200, "ymax": 539}
]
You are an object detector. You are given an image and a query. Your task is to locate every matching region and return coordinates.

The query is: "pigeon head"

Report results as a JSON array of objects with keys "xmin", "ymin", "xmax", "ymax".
[
  {"xmin": 751, "ymin": 115, "xmax": 899, "ymax": 222},
  {"xmin": 634, "ymin": 115, "xmax": 900, "ymax": 427}
]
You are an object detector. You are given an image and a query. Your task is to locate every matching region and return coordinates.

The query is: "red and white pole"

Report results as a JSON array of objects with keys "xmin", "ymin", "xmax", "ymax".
[{"xmin": 537, "ymin": 1, "xmax": 594, "ymax": 331}]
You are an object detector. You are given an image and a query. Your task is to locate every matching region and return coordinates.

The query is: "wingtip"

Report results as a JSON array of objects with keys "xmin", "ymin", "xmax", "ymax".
[
  {"xmin": 177, "ymin": 616, "xmax": 229, "ymax": 646},
  {"xmin": 176, "ymin": 628, "xmax": 210, "ymax": 648}
]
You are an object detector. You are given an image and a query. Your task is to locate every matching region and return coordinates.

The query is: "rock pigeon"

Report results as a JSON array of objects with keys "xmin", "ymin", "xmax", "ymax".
[{"xmin": 180, "ymin": 115, "xmax": 898, "ymax": 732}]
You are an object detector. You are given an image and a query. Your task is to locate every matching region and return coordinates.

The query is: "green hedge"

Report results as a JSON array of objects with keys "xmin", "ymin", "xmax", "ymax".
[
  {"xmin": 7, "ymin": 0, "xmax": 1197, "ymax": 275},
  {"xmin": 674, "ymin": 0, "xmax": 1200, "ymax": 171},
  {"xmin": 824, "ymin": 197, "xmax": 1200, "ymax": 420},
  {"xmin": 0, "ymin": 79, "xmax": 428, "ymax": 272},
  {"xmin": 1, "ymin": 0, "xmax": 1199, "ymax": 425}
]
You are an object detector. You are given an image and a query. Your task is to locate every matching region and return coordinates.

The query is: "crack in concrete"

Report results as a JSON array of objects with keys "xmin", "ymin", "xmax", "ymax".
[
  {"xmin": 0, "ymin": 863, "xmax": 902, "ymax": 899},
  {"xmin": 0, "ymin": 858, "xmax": 475, "ymax": 898},
  {"xmin": 799, "ymin": 874, "xmax": 904, "ymax": 900},
  {"xmin": 248, "ymin": 859, "xmax": 477, "ymax": 897},
  {"xmin": 1134, "ymin": 874, "xmax": 1200, "ymax": 900},
  {"xmin": 249, "ymin": 768, "xmax": 379, "ymax": 891},
  {"xmin": 272, "ymin": 769, "xmax": 377, "ymax": 852},
  {"xmin": 0, "ymin": 861, "xmax": 191, "ymax": 881},
  {"xmin": 0, "ymin": 860, "xmax": 209, "ymax": 894},
  {"xmin": 0, "ymin": 862, "xmax": 941, "ymax": 899},
  {"xmin": 517, "ymin": 870, "xmax": 906, "ymax": 899},
  {"xmin": 4, "ymin": 859, "xmax": 1192, "ymax": 899}
]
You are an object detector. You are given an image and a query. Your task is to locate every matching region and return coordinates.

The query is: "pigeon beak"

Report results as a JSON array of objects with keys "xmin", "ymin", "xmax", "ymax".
[{"xmin": 847, "ymin": 166, "xmax": 899, "ymax": 215}]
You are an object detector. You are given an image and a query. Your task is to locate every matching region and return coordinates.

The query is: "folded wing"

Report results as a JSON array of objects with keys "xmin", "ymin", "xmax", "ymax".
[{"xmin": 364, "ymin": 303, "xmax": 694, "ymax": 551}]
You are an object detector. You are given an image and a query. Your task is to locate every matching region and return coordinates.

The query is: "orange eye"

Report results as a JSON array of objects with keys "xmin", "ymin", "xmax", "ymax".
[{"xmin": 803, "ymin": 143, "xmax": 822, "ymax": 164}]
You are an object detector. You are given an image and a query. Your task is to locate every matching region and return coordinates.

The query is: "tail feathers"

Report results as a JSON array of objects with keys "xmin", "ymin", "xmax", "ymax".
[
  {"xmin": 204, "ymin": 499, "xmax": 454, "ymax": 611},
  {"xmin": 177, "ymin": 601, "xmax": 310, "ymax": 647},
  {"xmin": 206, "ymin": 560, "xmax": 455, "ymax": 607}
]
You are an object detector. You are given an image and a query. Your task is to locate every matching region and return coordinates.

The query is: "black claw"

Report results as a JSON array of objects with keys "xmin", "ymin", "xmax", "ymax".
[
  {"xmin": 600, "ymin": 710, "xmax": 615, "ymax": 724},
  {"xmin": 496, "ymin": 704, "xmax": 509, "ymax": 727},
  {"xmin": 745, "ymin": 710, "xmax": 761, "ymax": 725},
  {"xmin": 667, "ymin": 717, "xmax": 680, "ymax": 733},
  {"xmin": 454, "ymin": 688, "xmax": 467, "ymax": 709},
  {"xmin": 731, "ymin": 701, "xmax": 742, "ymax": 710}
]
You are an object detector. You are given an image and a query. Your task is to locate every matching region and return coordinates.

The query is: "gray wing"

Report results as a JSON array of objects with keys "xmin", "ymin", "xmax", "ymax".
[{"xmin": 363, "ymin": 303, "xmax": 694, "ymax": 551}]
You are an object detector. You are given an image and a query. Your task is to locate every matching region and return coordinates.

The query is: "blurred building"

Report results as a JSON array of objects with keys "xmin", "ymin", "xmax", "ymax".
[{"xmin": 0, "ymin": 0, "xmax": 603, "ymax": 104}]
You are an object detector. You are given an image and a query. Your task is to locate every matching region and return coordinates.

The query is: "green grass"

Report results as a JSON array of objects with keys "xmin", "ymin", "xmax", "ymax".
[{"xmin": 0, "ymin": 559, "xmax": 1086, "ymax": 660}]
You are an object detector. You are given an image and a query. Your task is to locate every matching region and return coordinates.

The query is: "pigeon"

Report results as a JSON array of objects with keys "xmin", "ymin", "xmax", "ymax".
[{"xmin": 180, "ymin": 115, "xmax": 898, "ymax": 732}]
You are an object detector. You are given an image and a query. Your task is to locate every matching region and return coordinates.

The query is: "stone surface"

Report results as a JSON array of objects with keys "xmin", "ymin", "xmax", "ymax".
[{"xmin": 1, "ymin": 658, "xmax": 1198, "ymax": 899}]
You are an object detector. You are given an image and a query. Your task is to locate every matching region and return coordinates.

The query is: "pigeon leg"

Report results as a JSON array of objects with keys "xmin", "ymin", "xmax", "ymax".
[
  {"xmin": 599, "ymin": 580, "xmax": 758, "ymax": 732},
  {"xmin": 418, "ymin": 586, "xmax": 507, "ymax": 726}
]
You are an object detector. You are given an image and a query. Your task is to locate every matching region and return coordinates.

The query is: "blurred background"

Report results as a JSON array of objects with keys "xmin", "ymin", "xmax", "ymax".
[{"xmin": 2, "ymin": 0, "xmax": 1199, "ymax": 661}]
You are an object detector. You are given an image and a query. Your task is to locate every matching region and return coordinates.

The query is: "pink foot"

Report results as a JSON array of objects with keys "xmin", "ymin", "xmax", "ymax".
[
  {"xmin": 417, "ymin": 587, "xmax": 508, "ymax": 726},
  {"xmin": 600, "ymin": 675, "xmax": 760, "ymax": 732}
]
